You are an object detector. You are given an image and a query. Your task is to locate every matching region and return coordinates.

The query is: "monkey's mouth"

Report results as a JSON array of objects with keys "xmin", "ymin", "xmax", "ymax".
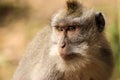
[{"xmin": 60, "ymin": 52, "xmax": 78, "ymax": 60}]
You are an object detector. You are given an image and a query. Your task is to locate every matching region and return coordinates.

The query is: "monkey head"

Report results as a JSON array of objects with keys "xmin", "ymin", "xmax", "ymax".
[{"xmin": 50, "ymin": 0, "xmax": 105, "ymax": 61}]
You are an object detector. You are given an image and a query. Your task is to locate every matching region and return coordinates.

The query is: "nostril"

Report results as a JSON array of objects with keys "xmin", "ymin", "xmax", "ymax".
[{"xmin": 61, "ymin": 42, "xmax": 66, "ymax": 48}]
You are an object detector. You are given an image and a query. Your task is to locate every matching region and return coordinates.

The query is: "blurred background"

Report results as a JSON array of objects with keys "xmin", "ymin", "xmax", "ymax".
[{"xmin": 0, "ymin": 0, "xmax": 119, "ymax": 80}]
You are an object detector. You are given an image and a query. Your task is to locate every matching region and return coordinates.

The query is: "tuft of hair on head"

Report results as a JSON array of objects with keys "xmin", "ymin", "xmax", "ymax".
[{"xmin": 66, "ymin": 0, "xmax": 82, "ymax": 14}]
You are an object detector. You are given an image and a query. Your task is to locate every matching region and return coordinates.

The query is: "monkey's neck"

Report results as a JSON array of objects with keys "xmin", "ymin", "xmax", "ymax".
[
  {"xmin": 36, "ymin": 54, "xmax": 84, "ymax": 80},
  {"xmin": 41, "ymin": 65, "xmax": 86, "ymax": 80}
]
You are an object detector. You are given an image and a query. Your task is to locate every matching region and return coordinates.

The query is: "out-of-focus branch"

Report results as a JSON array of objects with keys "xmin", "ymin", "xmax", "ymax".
[{"xmin": 0, "ymin": 1, "xmax": 30, "ymax": 26}]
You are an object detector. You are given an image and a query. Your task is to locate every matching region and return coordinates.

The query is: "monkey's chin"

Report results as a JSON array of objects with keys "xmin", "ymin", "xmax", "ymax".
[{"xmin": 60, "ymin": 52, "xmax": 78, "ymax": 60}]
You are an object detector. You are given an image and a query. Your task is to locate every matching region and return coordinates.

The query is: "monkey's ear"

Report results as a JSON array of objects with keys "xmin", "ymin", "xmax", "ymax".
[
  {"xmin": 66, "ymin": 0, "xmax": 80, "ymax": 14},
  {"xmin": 95, "ymin": 12, "xmax": 105, "ymax": 32}
]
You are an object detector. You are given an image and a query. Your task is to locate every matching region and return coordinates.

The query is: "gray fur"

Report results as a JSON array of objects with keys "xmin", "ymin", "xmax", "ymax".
[{"xmin": 13, "ymin": 0, "xmax": 114, "ymax": 80}]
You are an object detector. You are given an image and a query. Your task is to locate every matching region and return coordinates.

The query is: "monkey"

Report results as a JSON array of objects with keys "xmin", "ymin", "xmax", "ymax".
[{"xmin": 13, "ymin": 0, "xmax": 114, "ymax": 80}]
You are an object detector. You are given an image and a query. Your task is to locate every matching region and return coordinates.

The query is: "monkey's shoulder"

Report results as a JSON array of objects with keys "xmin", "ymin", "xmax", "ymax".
[{"xmin": 13, "ymin": 26, "xmax": 51, "ymax": 80}]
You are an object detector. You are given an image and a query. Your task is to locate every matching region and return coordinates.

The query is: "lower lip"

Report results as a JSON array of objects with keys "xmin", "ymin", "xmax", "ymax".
[{"xmin": 60, "ymin": 53, "xmax": 78, "ymax": 60}]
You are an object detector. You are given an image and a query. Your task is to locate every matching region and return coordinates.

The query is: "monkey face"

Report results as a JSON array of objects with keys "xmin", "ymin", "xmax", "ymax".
[
  {"xmin": 51, "ymin": 10, "xmax": 105, "ymax": 61},
  {"xmin": 51, "ymin": 16, "xmax": 90, "ymax": 60},
  {"xmin": 50, "ymin": 0, "xmax": 105, "ymax": 61},
  {"xmin": 53, "ymin": 19, "xmax": 82, "ymax": 60}
]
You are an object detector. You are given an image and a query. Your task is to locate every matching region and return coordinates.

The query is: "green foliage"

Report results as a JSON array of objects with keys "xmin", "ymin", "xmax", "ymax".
[{"xmin": 108, "ymin": 9, "xmax": 120, "ymax": 79}]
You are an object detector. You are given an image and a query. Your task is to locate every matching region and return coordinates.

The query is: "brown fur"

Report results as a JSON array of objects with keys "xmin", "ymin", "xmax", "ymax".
[{"xmin": 13, "ymin": 0, "xmax": 114, "ymax": 80}]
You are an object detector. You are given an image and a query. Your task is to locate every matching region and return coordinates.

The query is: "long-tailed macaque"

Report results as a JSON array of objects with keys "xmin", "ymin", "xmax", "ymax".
[{"xmin": 13, "ymin": 0, "xmax": 114, "ymax": 80}]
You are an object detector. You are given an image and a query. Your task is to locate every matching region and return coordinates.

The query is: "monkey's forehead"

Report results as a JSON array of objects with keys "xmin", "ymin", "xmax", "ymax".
[{"xmin": 51, "ymin": 9, "xmax": 96, "ymax": 27}]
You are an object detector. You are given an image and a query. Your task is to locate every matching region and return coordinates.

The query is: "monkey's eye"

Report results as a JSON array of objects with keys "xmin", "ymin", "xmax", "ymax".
[
  {"xmin": 56, "ymin": 26, "xmax": 64, "ymax": 31},
  {"xmin": 68, "ymin": 26, "xmax": 76, "ymax": 31}
]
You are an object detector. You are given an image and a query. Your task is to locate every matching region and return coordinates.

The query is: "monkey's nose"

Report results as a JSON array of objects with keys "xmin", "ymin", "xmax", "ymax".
[{"xmin": 60, "ymin": 42, "xmax": 66, "ymax": 48}]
